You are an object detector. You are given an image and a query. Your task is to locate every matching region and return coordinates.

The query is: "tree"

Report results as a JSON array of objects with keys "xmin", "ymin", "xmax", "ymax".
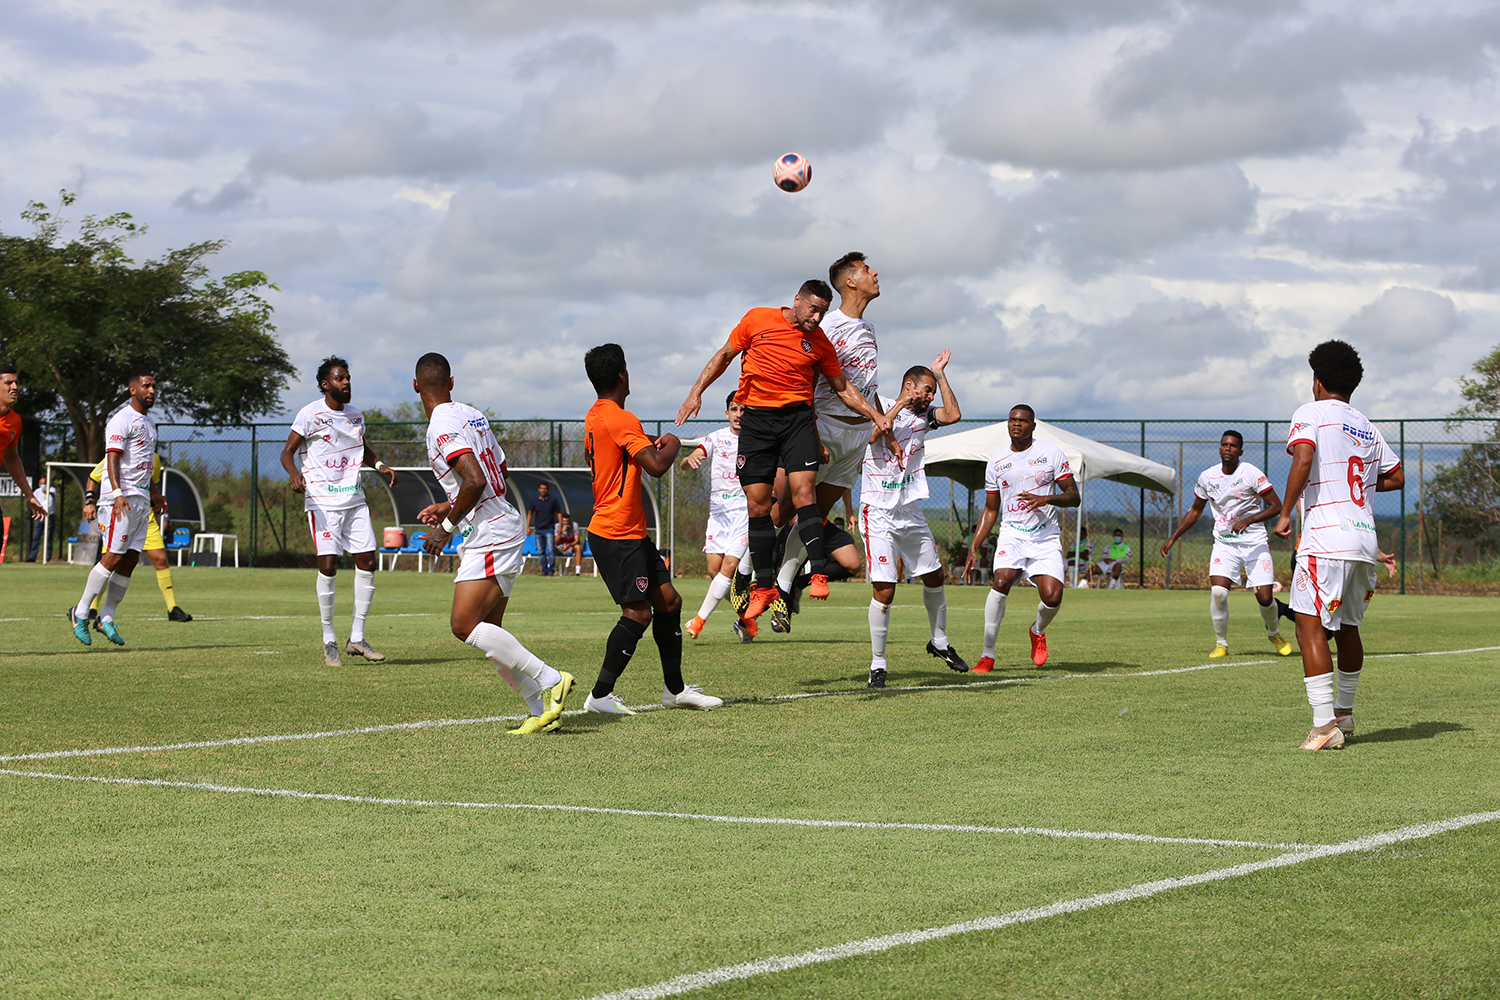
[
  {"xmin": 0, "ymin": 192, "xmax": 296, "ymax": 461},
  {"xmin": 1427, "ymin": 342, "xmax": 1500, "ymax": 550}
]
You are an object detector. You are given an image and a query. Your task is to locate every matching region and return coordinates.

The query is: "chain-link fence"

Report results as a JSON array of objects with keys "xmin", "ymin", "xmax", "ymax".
[{"xmin": 7, "ymin": 416, "xmax": 1497, "ymax": 594}]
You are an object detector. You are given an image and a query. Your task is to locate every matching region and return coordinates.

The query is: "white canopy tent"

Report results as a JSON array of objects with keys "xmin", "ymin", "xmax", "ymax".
[{"xmin": 923, "ymin": 419, "xmax": 1178, "ymax": 586}]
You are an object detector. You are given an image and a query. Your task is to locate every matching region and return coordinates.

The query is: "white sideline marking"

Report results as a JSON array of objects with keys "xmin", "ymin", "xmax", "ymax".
[
  {"xmin": 581, "ymin": 808, "xmax": 1500, "ymax": 1000},
  {"xmin": 4, "ymin": 645, "xmax": 1496, "ymax": 764},
  {"xmin": 0, "ymin": 769, "xmax": 1309, "ymax": 850}
]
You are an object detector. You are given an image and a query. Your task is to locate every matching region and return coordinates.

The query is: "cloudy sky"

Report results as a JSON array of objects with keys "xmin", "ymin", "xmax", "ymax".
[{"xmin": 3, "ymin": 0, "xmax": 1498, "ymax": 422}]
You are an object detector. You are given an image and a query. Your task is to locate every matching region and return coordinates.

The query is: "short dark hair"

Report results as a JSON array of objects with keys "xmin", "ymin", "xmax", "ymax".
[
  {"xmin": 1222, "ymin": 429, "xmax": 1244, "ymax": 447},
  {"xmin": 0, "ymin": 362, "xmax": 16, "ymax": 377},
  {"xmin": 828, "ymin": 251, "xmax": 866, "ymax": 291},
  {"xmin": 1010, "ymin": 404, "xmax": 1036, "ymax": 419},
  {"xmin": 128, "ymin": 369, "xmax": 155, "ymax": 385},
  {"xmin": 1113, "ymin": 527, "xmax": 1124, "ymax": 535},
  {"xmin": 316, "ymin": 355, "xmax": 350, "ymax": 389},
  {"xmin": 414, "ymin": 352, "xmax": 451, "ymax": 384},
  {"xmin": 798, "ymin": 279, "xmax": 833, "ymax": 302},
  {"xmin": 902, "ymin": 365, "xmax": 935, "ymax": 387},
  {"xmin": 725, "ymin": 390, "xmax": 738, "ymax": 409},
  {"xmin": 1308, "ymin": 339, "xmax": 1363, "ymax": 396},
  {"xmin": 584, "ymin": 343, "xmax": 627, "ymax": 395}
]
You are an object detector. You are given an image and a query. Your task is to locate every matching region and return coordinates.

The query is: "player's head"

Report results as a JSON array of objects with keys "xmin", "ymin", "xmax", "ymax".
[
  {"xmin": 316, "ymin": 355, "xmax": 352, "ymax": 404},
  {"xmin": 1007, "ymin": 404, "xmax": 1036, "ymax": 444},
  {"xmin": 537, "ymin": 483, "xmax": 549, "ymax": 498},
  {"xmin": 902, "ymin": 365, "xmax": 937, "ymax": 411},
  {"xmin": 413, "ymin": 352, "xmax": 453, "ymax": 407},
  {"xmin": 0, "ymin": 363, "xmax": 17, "ymax": 406},
  {"xmin": 1113, "ymin": 528, "xmax": 1124, "ymax": 542},
  {"xmin": 829, "ymin": 252, "xmax": 878, "ymax": 300},
  {"xmin": 789, "ymin": 280, "xmax": 833, "ymax": 333},
  {"xmin": 585, "ymin": 343, "xmax": 629, "ymax": 397},
  {"xmin": 128, "ymin": 369, "xmax": 157, "ymax": 409},
  {"xmin": 1220, "ymin": 429, "xmax": 1244, "ymax": 464},
  {"xmin": 724, "ymin": 391, "xmax": 744, "ymax": 432},
  {"xmin": 1308, "ymin": 339, "xmax": 1362, "ymax": 398}
]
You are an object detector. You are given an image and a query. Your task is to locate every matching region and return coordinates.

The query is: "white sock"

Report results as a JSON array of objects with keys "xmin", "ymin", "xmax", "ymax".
[
  {"xmin": 1259, "ymin": 600, "xmax": 1279, "ymax": 636},
  {"xmin": 316, "ymin": 572, "xmax": 337, "ymax": 644},
  {"xmin": 100, "ymin": 574, "xmax": 131, "ymax": 622},
  {"xmin": 983, "ymin": 589, "xmax": 1006, "ymax": 658},
  {"xmin": 777, "ymin": 533, "xmax": 806, "ymax": 592},
  {"xmin": 1210, "ymin": 586, "xmax": 1230, "ymax": 645},
  {"xmin": 494, "ymin": 666, "xmax": 545, "ymax": 715},
  {"xmin": 351, "ymin": 569, "xmax": 374, "ymax": 643},
  {"xmin": 465, "ymin": 622, "xmax": 562, "ymax": 690},
  {"xmin": 1304, "ymin": 672, "xmax": 1336, "ymax": 727},
  {"xmin": 697, "ymin": 573, "xmax": 731, "ymax": 621},
  {"xmin": 923, "ymin": 583, "xmax": 948, "ymax": 649},
  {"xmin": 75, "ymin": 564, "xmax": 113, "ymax": 620},
  {"xmin": 1335, "ymin": 669, "xmax": 1361, "ymax": 713},
  {"xmin": 868, "ymin": 598, "xmax": 890, "ymax": 669},
  {"xmin": 1033, "ymin": 600, "xmax": 1060, "ymax": 635}
]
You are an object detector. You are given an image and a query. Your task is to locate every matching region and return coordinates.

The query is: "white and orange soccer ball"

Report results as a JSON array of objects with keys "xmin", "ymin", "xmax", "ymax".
[{"xmin": 772, "ymin": 152, "xmax": 811, "ymax": 192}]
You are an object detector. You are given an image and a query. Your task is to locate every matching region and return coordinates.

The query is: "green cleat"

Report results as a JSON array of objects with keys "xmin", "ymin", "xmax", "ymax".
[
  {"xmin": 98, "ymin": 620, "xmax": 125, "ymax": 646},
  {"xmin": 68, "ymin": 607, "xmax": 92, "ymax": 647}
]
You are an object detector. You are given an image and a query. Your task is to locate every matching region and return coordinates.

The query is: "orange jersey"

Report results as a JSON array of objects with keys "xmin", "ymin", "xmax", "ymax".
[
  {"xmin": 0, "ymin": 410, "xmax": 20, "ymax": 452},
  {"xmin": 585, "ymin": 399, "xmax": 654, "ymax": 540},
  {"xmin": 729, "ymin": 307, "xmax": 843, "ymax": 409}
]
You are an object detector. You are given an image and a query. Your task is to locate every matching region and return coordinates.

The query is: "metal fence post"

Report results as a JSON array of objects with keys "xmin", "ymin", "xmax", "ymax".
[
  {"xmin": 1398, "ymin": 420, "xmax": 1405, "ymax": 595},
  {"xmin": 249, "ymin": 423, "xmax": 258, "ymax": 569},
  {"xmin": 1139, "ymin": 421, "xmax": 1146, "ymax": 587}
]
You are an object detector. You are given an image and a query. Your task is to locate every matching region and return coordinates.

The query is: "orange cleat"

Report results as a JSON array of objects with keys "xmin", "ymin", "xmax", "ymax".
[
  {"xmin": 743, "ymin": 616, "xmax": 758, "ymax": 638},
  {"xmin": 972, "ymin": 656, "xmax": 995, "ymax": 674},
  {"xmin": 1029, "ymin": 626, "xmax": 1048, "ymax": 666},
  {"xmin": 809, "ymin": 574, "xmax": 830, "ymax": 600},
  {"xmin": 744, "ymin": 586, "xmax": 779, "ymax": 621},
  {"xmin": 685, "ymin": 615, "xmax": 706, "ymax": 639}
]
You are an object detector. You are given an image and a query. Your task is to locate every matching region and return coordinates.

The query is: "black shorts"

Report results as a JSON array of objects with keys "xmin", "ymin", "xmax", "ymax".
[
  {"xmin": 737, "ymin": 404, "xmax": 820, "ymax": 487},
  {"xmin": 823, "ymin": 521, "xmax": 856, "ymax": 553},
  {"xmin": 591, "ymin": 534, "xmax": 671, "ymax": 606}
]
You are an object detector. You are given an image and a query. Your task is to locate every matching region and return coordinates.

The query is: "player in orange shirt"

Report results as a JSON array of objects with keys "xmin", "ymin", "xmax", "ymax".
[
  {"xmin": 676, "ymin": 280, "xmax": 892, "ymax": 621},
  {"xmin": 0, "ymin": 363, "xmax": 49, "ymax": 526},
  {"xmin": 582, "ymin": 344, "xmax": 723, "ymax": 715}
]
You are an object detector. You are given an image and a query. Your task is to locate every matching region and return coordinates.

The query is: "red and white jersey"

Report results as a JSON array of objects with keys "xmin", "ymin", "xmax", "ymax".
[
  {"xmin": 291, "ymin": 400, "xmax": 368, "ymax": 511},
  {"xmin": 860, "ymin": 395, "xmax": 940, "ymax": 510},
  {"xmin": 1194, "ymin": 461, "xmax": 1273, "ymax": 543},
  {"xmin": 984, "ymin": 439, "xmax": 1072, "ymax": 540},
  {"xmin": 698, "ymin": 426, "xmax": 746, "ymax": 519},
  {"xmin": 426, "ymin": 401, "xmax": 523, "ymax": 550},
  {"xmin": 1287, "ymin": 399, "xmax": 1399, "ymax": 563},
  {"xmin": 811, "ymin": 309, "xmax": 878, "ymax": 419},
  {"xmin": 102, "ymin": 403, "xmax": 157, "ymax": 499}
]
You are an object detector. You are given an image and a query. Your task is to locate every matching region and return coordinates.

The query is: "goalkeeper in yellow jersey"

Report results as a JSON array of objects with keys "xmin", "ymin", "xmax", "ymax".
[{"xmin": 83, "ymin": 454, "xmax": 192, "ymax": 623}]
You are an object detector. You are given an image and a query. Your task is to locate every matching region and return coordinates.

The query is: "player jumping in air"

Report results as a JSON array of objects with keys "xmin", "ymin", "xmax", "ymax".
[
  {"xmin": 680, "ymin": 391, "xmax": 755, "ymax": 643},
  {"xmin": 963, "ymin": 405, "xmax": 1081, "ymax": 672},
  {"xmin": 1160, "ymin": 430, "xmax": 1292, "ymax": 657},
  {"xmin": 1274, "ymin": 340, "xmax": 1402, "ymax": 750}
]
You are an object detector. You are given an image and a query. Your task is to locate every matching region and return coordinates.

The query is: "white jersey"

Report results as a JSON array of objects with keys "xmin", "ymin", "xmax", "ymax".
[
  {"xmin": 426, "ymin": 401, "xmax": 524, "ymax": 550},
  {"xmin": 859, "ymin": 395, "xmax": 940, "ymax": 510},
  {"xmin": 102, "ymin": 403, "xmax": 157, "ymax": 500},
  {"xmin": 1287, "ymin": 399, "xmax": 1399, "ymax": 563},
  {"xmin": 1194, "ymin": 461, "xmax": 1273, "ymax": 544},
  {"xmin": 984, "ymin": 439, "xmax": 1073, "ymax": 540},
  {"xmin": 698, "ymin": 426, "xmax": 747, "ymax": 518},
  {"xmin": 811, "ymin": 309, "xmax": 878, "ymax": 419},
  {"xmin": 291, "ymin": 400, "xmax": 368, "ymax": 511}
]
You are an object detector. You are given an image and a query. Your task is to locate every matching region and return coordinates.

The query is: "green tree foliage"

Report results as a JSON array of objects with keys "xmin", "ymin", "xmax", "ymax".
[
  {"xmin": 0, "ymin": 192, "xmax": 296, "ymax": 461},
  {"xmin": 1427, "ymin": 343, "xmax": 1500, "ymax": 549}
]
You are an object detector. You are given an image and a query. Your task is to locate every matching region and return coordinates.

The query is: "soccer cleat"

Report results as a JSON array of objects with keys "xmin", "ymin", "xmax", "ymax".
[
  {"xmin": 685, "ymin": 615, "xmax": 707, "ymax": 639},
  {"xmin": 972, "ymin": 655, "xmax": 995, "ymax": 674},
  {"xmin": 927, "ymin": 640, "xmax": 969, "ymax": 673},
  {"xmin": 743, "ymin": 586, "xmax": 778, "ymax": 621},
  {"xmin": 809, "ymin": 574, "xmax": 830, "ymax": 600},
  {"xmin": 507, "ymin": 715, "xmax": 552, "ymax": 735},
  {"xmin": 1335, "ymin": 712, "xmax": 1355, "ymax": 736},
  {"xmin": 728, "ymin": 573, "xmax": 751, "ymax": 616},
  {"xmin": 1209, "ymin": 644, "xmax": 1229, "ymax": 658},
  {"xmin": 167, "ymin": 606, "xmax": 193, "ymax": 622},
  {"xmin": 769, "ymin": 590, "xmax": 791, "ymax": 634},
  {"xmin": 731, "ymin": 619, "xmax": 755, "ymax": 643},
  {"xmin": 867, "ymin": 667, "xmax": 887, "ymax": 689},
  {"xmin": 539, "ymin": 671, "xmax": 575, "ymax": 727},
  {"xmin": 1029, "ymin": 626, "xmax": 1048, "ymax": 666},
  {"xmin": 323, "ymin": 641, "xmax": 343, "ymax": 667},
  {"xmin": 68, "ymin": 607, "xmax": 92, "ymax": 647},
  {"xmin": 1299, "ymin": 721, "xmax": 1345, "ymax": 750},
  {"xmin": 346, "ymin": 639, "xmax": 386, "ymax": 662},
  {"xmin": 662, "ymin": 685, "xmax": 723, "ymax": 710},
  {"xmin": 98, "ymin": 620, "xmax": 125, "ymax": 646},
  {"xmin": 585, "ymin": 692, "xmax": 635, "ymax": 715},
  {"xmin": 1268, "ymin": 631, "xmax": 1293, "ymax": 656},
  {"xmin": 789, "ymin": 573, "xmax": 810, "ymax": 615}
]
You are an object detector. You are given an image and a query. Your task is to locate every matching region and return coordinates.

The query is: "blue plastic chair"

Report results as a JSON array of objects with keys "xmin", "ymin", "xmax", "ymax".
[{"xmin": 165, "ymin": 526, "xmax": 193, "ymax": 566}]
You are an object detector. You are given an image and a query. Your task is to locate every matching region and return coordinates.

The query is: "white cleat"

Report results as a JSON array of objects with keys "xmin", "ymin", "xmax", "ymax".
[
  {"xmin": 662, "ymin": 684, "xmax": 723, "ymax": 710},
  {"xmin": 584, "ymin": 692, "xmax": 636, "ymax": 716}
]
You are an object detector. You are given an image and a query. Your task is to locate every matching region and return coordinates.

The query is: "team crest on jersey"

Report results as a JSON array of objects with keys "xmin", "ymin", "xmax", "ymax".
[
  {"xmin": 635, "ymin": 576, "xmax": 648, "ymax": 591},
  {"xmin": 1000, "ymin": 480, "xmax": 1009, "ymax": 489},
  {"xmin": 736, "ymin": 455, "xmax": 745, "ymax": 469},
  {"xmin": 878, "ymin": 555, "xmax": 888, "ymax": 564},
  {"xmin": 800, "ymin": 339, "xmax": 812, "ymax": 354}
]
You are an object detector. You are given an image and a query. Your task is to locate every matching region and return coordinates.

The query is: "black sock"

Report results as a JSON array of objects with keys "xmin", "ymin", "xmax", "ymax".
[
  {"xmin": 795, "ymin": 505, "xmax": 826, "ymax": 575},
  {"xmin": 749, "ymin": 514, "xmax": 776, "ymax": 589},
  {"xmin": 1276, "ymin": 598, "xmax": 1294, "ymax": 621},
  {"xmin": 823, "ymin": 560, "xmax": 853, "ymax": 583},
  {"xmin": 653, "ymin": 611, "xmax": 685, "ymax": 694},
  {"xmin": 593, "ymin": 616, "xmax": 647, "ymax": 698}
]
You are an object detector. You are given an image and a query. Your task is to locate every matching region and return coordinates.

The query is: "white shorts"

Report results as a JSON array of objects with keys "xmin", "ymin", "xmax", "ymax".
[
  {"xmin": 815, "ymin": 414, "xmax": 870, "ymax": 490},
  {"xmin": 1290, "ymin": 554, "xmax": 1377, "ymax": 631},
  {"xmin": 453, "ymin": 534, "xmax": 526, "ymax": 593},
  {"xmin": 1209, "ymin": 536, "xmax": 1275, "ymax": 589},
  {"xmin": 104, "ymin": 496, "xmax": 150, "ymax": 555},
  {"xmin": 862, "ymin": 504, "xmax": 941, "ymax": 584},
  {"xmin": 703, "ymin": 506, "xmax": 749, "ymax": 558},
  {"xmin": 307, "ymin": 505, "xmax": 377, "ymax": 556},
  {"xmin": 994, "ymin": 530, "xmax": 1065, "ymax": 583}
]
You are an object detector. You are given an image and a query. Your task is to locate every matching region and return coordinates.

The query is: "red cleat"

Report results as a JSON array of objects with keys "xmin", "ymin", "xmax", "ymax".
[
  {"xmin": 744, "ymin": 586, "xmax": 778, "ymax": 621},
  {"xmin": 809, "ymin": 574, "xmax": 830, "ymax": 600},
  {"xmin": 685, "ymin": 615, "xmax": 706, "ymax": 639},
  {"xmin": 972, "ymin": 656, "xmax": 995, "ymax": 674},
  {"xmin": 1029, "ymin": 626, "xmax": 1048, "ymax": 666},
  {"xmin": 743, "ymin": 616, "xmax": 758, "ymax": 638}
]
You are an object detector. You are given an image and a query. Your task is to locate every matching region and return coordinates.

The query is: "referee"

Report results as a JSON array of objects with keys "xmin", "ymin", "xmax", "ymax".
[{"xmin": 677, "ymin": 279, "xmax": 892, "ymax": 621}]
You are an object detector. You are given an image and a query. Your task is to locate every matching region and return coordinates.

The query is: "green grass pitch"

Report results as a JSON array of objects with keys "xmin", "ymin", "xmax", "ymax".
[{"xmin": 1, "ymin": 563, "xmax": 1497, "ymax": 999}]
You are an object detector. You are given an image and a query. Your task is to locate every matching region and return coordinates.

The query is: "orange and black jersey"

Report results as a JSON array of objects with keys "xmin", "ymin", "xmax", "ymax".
[
  {"xmin": 729, "ymin": 307, "xmax": 843, "ymax": 409},
  {"xmin": 584, "ymin": 399, "xmax": 654, "ymax": 540}
]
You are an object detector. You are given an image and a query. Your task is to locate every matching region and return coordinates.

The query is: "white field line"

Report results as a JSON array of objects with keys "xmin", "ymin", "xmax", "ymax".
[
  {"xmin": 0, "ymin": 769, "xmax": 1308, "ymax": 850},
  {"xmin": 4, "ymin": 645, "xmax": 1496, "ymax": 765},
  {"xmin": 581, "ymin": 808, "xmax": 1500, "ymax": 1000}
]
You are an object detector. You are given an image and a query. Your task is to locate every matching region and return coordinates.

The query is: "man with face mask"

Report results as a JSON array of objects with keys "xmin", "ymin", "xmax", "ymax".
[{"xmin": 1096, "ymin": 528, "xmax": 1131, "ymax": 589}]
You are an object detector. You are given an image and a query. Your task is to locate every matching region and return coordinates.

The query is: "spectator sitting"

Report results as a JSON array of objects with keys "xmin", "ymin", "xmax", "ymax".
[
  {"xmin": 555, "ymin": 512, "xmax": 584, "ymax": 576},
  {"xmin": 1095, "ymin": 527, "xmax": 1131, "ymax": 589}
]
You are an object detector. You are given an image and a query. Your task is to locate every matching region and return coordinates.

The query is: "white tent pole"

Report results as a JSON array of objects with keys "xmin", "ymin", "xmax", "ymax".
[{"xmin": 1072, "ymin": 475, "xmax": 1084, "ymax": 588}]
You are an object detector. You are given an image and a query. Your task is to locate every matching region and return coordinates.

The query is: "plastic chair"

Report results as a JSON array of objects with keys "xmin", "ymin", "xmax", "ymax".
[{"xmin": 165, "ymin": 526, "xmax": 193, "ymax": 567}]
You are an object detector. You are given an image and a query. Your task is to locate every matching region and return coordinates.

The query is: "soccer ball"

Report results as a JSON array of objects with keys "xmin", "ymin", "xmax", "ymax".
[{"xmin": 773, "ymin": 152, "xmax": 811, "ymax": 192}]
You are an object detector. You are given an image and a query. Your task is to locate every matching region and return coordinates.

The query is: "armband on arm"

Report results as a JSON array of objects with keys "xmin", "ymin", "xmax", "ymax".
[{"xmin": 84, "ymin": 489, "xmax": 99, "ymax": 505}]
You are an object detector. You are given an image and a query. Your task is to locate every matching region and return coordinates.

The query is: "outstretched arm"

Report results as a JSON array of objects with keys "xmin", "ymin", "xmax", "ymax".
[
  {"xmin": 0, "ymin": 445, "xmax": 44, "ymax": 519},
  {"xmin": 1162, "ymin": 495, "xmax": 1208, "ymax": 555},
  {"xmin": 636, "ymin": 434, "xmax": 682, "ymax": 478},
  {"xmin": 828, "ymin": 373, "xmax": 892, "ymax": 434},
  {"xmin": 930, "ymin": 350, "xmax": 962, "ymax": 426},
  {"xmin": 676, "ymin": 339, "xmax": 738, "ymax": 425}
]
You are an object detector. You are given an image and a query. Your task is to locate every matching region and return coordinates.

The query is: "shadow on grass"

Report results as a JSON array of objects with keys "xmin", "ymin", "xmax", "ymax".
[
  {"xmin": 14, "ymin": 643, "xmax": 280, "ymax": 658},
  {"xmin": 1354, "ymin": 720, "xmax": 1469, "ymax": 744}
]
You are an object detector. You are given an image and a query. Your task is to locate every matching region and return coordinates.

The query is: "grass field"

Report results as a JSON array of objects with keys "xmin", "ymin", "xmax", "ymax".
[{"xmin": 1, "ymin": 563, "xmax": 1497, "ymax": 999}]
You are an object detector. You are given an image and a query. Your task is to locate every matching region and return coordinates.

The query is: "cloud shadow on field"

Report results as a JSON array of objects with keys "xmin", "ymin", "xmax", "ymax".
[{"xmin": 1353, "ymin": 721, "xmax": 1469, "ymax": 744}]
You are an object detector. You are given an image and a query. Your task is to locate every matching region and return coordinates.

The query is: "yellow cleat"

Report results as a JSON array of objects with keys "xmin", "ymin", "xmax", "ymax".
[
  {"xmin": 538, "ymin": 671, "xmax": 576, "ymax": 728},
  {"xmin": 1209, "ymin": 644, "xmax": 1229, "ymax": 658},
  {"xmin": 1268, "ymin": 631, "xmax": 1293, "ymax": 656},
  {"xmin": 507, "ymin": 715, "xmax": 551, "ymax": 735}
]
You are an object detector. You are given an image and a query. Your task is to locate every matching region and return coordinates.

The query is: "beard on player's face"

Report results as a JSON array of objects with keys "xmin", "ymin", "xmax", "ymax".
[{"xmin": 331, "ymin": 387, "xmax": 353, "ymax": 404}]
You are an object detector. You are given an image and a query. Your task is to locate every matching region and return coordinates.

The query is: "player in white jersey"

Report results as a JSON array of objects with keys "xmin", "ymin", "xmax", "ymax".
[
  {"xmin": 680, "ymin": 392, "xmax": 755, "ymax": 642},
  {"xmin": 413, "ymin": 353, "xmax": 574, "ymax": 735},
  {"xmin": 1161, "ymin": 430, "xmax": 1291, "ymax": 657},
  {"xmin": 69, "ymin": 371, "xmax": 166, "ymax": 647},
  {"xmin": 860, "ymin": 353, "xmax": 968, "ymax": 688},
  {"xmin": 963, "ymin": 405, "xmax": 1081, "ymax": 672},
  {"xmin": 1273, "ymin": 340, "xmax": 1403, "ymax": 750},
  {"xmin": 281, "ymin": 356, "xmax": 398, "ymax": 667}
]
